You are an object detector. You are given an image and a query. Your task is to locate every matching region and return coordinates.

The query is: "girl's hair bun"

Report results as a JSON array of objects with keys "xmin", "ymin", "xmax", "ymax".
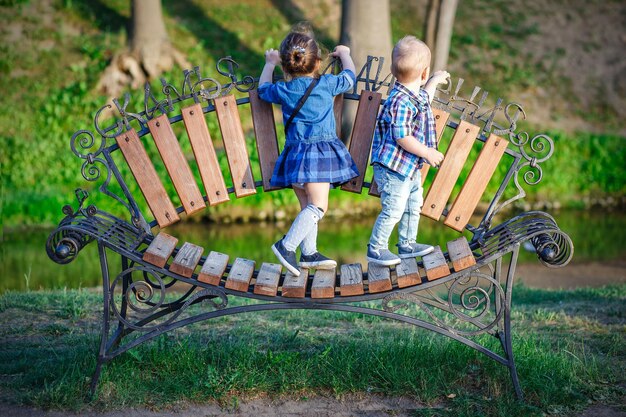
[{"xmin": 279, "ymin": 28, "xmax": 321, "ymax": 77}]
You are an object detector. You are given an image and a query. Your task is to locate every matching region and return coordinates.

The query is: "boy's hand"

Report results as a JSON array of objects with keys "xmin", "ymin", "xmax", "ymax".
[
  {"xmin": 429, "ymin": 70, "xmax": 450, "ymax": 86},
  {"xmin": 426, "ymin": 148, "xmax": 445, "ymax": 168},
  {"xmin": 265, "ymin": 49, "xmax": 280, "ymax": 66},
  {"xmin": 331, "ymin": 45, "xmax": 351, "ymax": 58}
]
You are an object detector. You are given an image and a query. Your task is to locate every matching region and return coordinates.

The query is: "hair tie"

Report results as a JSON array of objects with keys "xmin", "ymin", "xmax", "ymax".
[{"xmin": 292, "ymin": 46, "xmax": 306, "ymax": 54}]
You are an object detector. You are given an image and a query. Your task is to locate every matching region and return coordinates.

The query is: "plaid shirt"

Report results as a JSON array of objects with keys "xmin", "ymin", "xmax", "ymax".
[{"xmin": 371, "ymin": 81, "xmax": 437, "ymax": 178}]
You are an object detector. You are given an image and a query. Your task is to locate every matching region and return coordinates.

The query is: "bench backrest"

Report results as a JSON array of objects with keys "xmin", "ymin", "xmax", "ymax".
[{"xmin": 74, "ymin": 57, "xmax": 552, "ymax": 242}]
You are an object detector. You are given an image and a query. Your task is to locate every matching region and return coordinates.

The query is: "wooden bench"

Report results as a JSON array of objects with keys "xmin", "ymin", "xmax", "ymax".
[{"xmin": 46, "ymin": 56, "xmax": 574, "ymax": 400}]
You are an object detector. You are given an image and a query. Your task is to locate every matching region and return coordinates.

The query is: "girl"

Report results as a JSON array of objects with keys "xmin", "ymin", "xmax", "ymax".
[{"xmin": 258, "ymin": 27, "xmax": 359, "ymax": 277}]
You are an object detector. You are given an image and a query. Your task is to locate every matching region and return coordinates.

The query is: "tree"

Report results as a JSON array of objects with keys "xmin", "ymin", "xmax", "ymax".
[
  {"xmin": 424, "ymin": 0, "xmax": 459, "ymax": 72},
  {"xmin": 339, "ymin": 0, "xmax": 393, "ymax": 138},
  {"xmin": 97, "ymin": 0, "xmax": 189, "ymax": 97},
  {"xmin": 340, "ymin": 0, "xmax": 393, "ymax": 76}
]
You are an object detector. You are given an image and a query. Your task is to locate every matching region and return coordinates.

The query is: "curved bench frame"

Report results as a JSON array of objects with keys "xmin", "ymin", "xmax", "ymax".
[{"xmin": 47, "ymin": 56, "xmax": 573, "ymax": 400}]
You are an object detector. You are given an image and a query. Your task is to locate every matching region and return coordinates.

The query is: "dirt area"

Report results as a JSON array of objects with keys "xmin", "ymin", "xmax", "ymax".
[
  {"xmin": 2, "ymin": 396, "xmax": 625, "ymax": 417},
  {"xmin": 0, "ymin": 396, "xmax": 430, "ymax": 417}
]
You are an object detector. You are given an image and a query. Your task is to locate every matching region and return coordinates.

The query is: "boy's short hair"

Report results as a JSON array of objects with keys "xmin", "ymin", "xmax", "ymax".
[{"xmin": 391, "ymin": 36, "xmax": 431, "ymax": 83}]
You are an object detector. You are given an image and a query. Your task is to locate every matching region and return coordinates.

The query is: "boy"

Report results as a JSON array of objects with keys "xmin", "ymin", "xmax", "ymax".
[{"xmin": 367, "ymin": 35, "xmax": 449, "ymax": 266}]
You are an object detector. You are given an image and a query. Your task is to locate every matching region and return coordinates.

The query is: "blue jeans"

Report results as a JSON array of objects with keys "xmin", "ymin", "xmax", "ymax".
[{"xmin": 369, "ymin": 164, "xmax": 424, "ymax": 250}]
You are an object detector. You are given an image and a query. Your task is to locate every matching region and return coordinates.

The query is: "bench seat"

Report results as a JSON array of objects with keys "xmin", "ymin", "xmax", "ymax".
[{"xmin": 45, "ymin": 56, "xmax": 573, "ymax": 400}]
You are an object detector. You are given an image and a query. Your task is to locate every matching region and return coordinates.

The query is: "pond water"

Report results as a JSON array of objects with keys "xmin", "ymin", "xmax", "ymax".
[{"xmin": 2, "ymin": 210, "xmax": 625, "ymax": 293}]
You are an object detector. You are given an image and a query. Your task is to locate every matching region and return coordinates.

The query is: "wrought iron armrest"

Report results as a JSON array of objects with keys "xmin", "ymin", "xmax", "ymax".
[
  {"xmin": 477, "ymin": 210, "xmax": 574, "ymax": 268},
  {"xmin": 46, "ymin": 189, "xmax": 148, "ymax": 264}
]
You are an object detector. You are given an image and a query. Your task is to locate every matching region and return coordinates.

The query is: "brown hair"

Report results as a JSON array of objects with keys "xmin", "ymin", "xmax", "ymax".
[
  {"xmin": 279, "ymin": 31, "xmax": 321, "ymax": 78},
  {"xmin": 391, "ymin": 35, "xmax": 431, "ymax": 83}
]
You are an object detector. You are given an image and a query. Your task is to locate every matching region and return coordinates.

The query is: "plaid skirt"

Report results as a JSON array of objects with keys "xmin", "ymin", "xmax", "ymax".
[{"xmin": 270, "ymin": 138, "xmax": 359, "ymax": 187}]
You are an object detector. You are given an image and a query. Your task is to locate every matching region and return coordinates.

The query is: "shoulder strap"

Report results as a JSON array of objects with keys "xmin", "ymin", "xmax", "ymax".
[{"xmin": 284, "ymin": 77, "xmax": 319, "ymax": 131}]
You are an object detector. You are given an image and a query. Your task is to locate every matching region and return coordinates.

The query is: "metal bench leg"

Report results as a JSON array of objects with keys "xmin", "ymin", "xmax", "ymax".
[
  {"xmin": 89, "ymin": 242, "xmax": 112, "ymax": 397},
  {"xmin": 502, "ymin": 245, "xmax": 524, "ymax": 400}
]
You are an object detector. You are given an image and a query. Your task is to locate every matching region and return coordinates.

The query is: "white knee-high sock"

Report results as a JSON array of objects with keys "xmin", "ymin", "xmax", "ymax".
[
  {"xmin": 299, "ymin": 222, "xmax": 318, "ymax": 256},
  {"xmin": 282, "ymin": 205, "xmax": 324, "ymax": 252}
]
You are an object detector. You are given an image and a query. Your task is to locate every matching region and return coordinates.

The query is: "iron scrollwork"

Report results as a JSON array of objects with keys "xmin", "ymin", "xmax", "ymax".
[
  {"xmin": 382, "ymin": 271, "xmax": 505, "ymax": 337},
  {"xmin": 110, "ymin": 266, "xmax": 228, "ymax": 332}
]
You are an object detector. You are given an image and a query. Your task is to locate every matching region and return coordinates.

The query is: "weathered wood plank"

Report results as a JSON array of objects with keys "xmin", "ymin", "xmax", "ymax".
[
  {"xmin": 339, "ymin": 263, "xmax": 364, "ymax": 296},
  {"xmin": 142, "ymin": 232, "xmax": 178, "ymax": 268},
  {"xmin": 341, "ymin": 91, "xmax": 382, "ymax": 194},
  {"xmin": 197, "ymin": 251, "xmax": 229, "ymax": 286},
  {"xmin": 445, "ymin": 133, "xmax": 509, "ymax": 231},
  {"xmin": 253, "ymin": 262, "xmax": 282, "ymax": 297},
  {"xmin": 249, "ymin": 90, "xmax": 281, "ymax": 192},
  {"xmin": 367, "ymin": 262, "xmax": 393, "ymax": 293},
  {"xmin": 115, "ymin": 129, "xmax": 179, "ymax": 227},
  {"xmin": 333, "ymin": 94, "xmax": 344, "ymax": 138},
  {"xmin": 281, "ymin": 269, "xmax": 308, "ymax": 298},
  {"xmin": 181, "ymin": 103, "xmax": 230, "ymax": 206},
  {"xmin": 148, "ymin": 114, "xmax": 206, "ymax": 216},
  {"xmin": 224, "ymin": 258, "xmax": 255, "ymax": 292},
  {"xmin": 169, "ymin": 242, "xmax": 203, "ymax": 277},
  {"xmin": 311, "ymin": 268, "xmax": 336, "ymax": 299},
  {"xmin": 422, "ymin": 121, "xmax": 480, "ymax": 221},
  {"xmin": 422, "ymin": 246, "xmax": 450, "ymax": 281},
  {"xmin": 396, "ymin": 257, "xmax": 422, "ymax": 288},
  {"xmin": 214, "ymin": 95, "xmax": 256, "ymax": 198},
  {"xmin": 368, "ymin": 177, "xmax": 380, "ymax": 197},
  {"xmin": 446, "ymin": 237, "xmax": 476, "ymax": 272},
  {"xmin": 418, "ymin": 108, "xmax": 451, "ymax": 185}
]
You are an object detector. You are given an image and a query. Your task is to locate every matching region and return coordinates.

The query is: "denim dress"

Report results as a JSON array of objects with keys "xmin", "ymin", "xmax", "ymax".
[{"xmin": 258, "ymin": 70, "xmax": 359, "ymax": 187}]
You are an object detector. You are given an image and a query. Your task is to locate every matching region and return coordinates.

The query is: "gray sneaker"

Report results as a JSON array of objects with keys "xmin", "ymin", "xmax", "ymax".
[
  {"xmin": 397, "ymin": 242, "xmax": 435, "ymax": 258},
  {"xmin": 367, "ymin": 245, "xmax": 401, "ymax": 266},
  {"xmin": 272, "ymin": 238, "xmax": 300, "ymax": 276},
  {"xmin": 299, "ymin": 252, "xmax": 337, "ymax": 269}
]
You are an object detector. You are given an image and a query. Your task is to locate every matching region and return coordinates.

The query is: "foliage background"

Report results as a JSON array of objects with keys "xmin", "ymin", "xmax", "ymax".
[{"xmin": 1, "ymin": 0, "xmax": 624, "ymax": 228}]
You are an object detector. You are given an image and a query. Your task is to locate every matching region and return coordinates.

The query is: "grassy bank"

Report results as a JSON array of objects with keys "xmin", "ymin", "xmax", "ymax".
[{"xmin": 0, "ymin": 284, "xmax": 624, "ymax": 416}]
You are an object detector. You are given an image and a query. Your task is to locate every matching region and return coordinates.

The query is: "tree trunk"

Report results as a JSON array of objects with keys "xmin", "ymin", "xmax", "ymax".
[
  {"xmin": 432, "ymin": 0, "xmax": 458, "ymax": 72},
  {"xmin": 97, "ymin": 0, "xmax": 189, "ymax": 97},
  {"xmin": 424, "ymin": 0, "xmax": 441, "ymax": 53},
  {"xmin": 339, "ymin": 0, "xmax": 393, "ymax": 139},
  {"xmin": 424, "ymin": 0, "xmax": 458, "ymax": 72}
]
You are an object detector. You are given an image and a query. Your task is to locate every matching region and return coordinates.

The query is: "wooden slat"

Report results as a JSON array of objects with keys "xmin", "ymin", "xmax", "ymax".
[
  {"xmin": 253, "ymin": 262, "xmax": 282, "ymax": 296},
  {"xmin": 339, "ymin": 263, "xmax": 364, "ymax": 296},
  {"xmin": 225, "ymin": 258, "xmax": 255, "ymax": 292},
  {"xmin": 333, "ymin": 94, "xmax": 344, "ymax": 138},
  {"xmin": 367, "ymin": 262, "xmax": 393, "ymax": 293},
  {"xmin": 445, "ymin": 133, "xmax": 509, "ymax": 231},
  {"xmin": 198, "ymin": 251, "xmax": 229, "ymax": 286},
  {"xmin": 143, "ymin": 232, "xmax": 178, "ymax": 268},
  {"xmin": 368, "ymin": 177, "xmax": 380, "ymax": 197},
  {"xmin": 181, "ymin": 103, "xmax": 230, "ymax": 206},
  {"xmin": 281, "ymin": 269, "xmax": 308, "ymax": 298},
  {"xmin": 148, "ymin": 114, "xmax": 206, "ymax": 216},
  {"xmin": 422, "ymin": 120, "xmax": 480, "ymax": 221},
  {"xmin": 311, "ymin": 269, "xmax": 336, "ymax": 299},
  {"xmin": 249, "ymin": 90, "xmax": 281, "ymax": 192},
  {"xmin": 447, "ymin": 237, "xmax": 476, "ymax": 272},
  {"xmin": 396, "ymin": 257, "xmax": 422, "ymax": 288},
  {"xmin": 214, "ymin": 95, "xmax": 256, "ymax": 198},
  {"xmin": 418, "ymin": 108, "xmax": 451, "ymax": 185},
  {"xmin": 422, "ymin": 246, "xmax": 450, "ymax": 281},
  {"xmin": 169, "ymin": 242, "xmax": 203, "ymax": 277},
  {"xmin": 341, "ymin": 90, "xmax": 382, "ymax": 193},
  {"xmin": 115, "ymin": 129, "xmax": 179, "ymax": 227}
]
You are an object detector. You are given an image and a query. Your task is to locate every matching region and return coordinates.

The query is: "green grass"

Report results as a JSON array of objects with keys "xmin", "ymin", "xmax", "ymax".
[{"xmin": 0, "ymin": 285, "xmax": 624, "ymax": 415}]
